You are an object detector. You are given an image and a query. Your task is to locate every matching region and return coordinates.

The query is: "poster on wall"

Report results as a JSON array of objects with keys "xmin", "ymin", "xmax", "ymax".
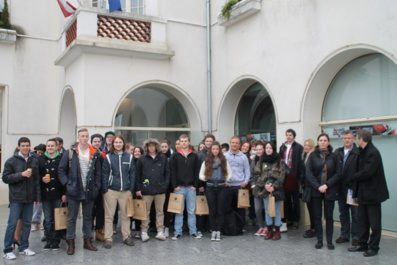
[
  {"xmin": 323, "ymin": 122, "xmax": 396, "ymax": 138},
  {"xmin": 240, "ymin": 133, "xmax": 276, "ymax": 143}
]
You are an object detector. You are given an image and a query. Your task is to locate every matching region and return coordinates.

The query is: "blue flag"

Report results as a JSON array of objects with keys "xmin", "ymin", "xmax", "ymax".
[{"xmin": 108, "ymin": 0, "xmax": 122, "ymax": 12}]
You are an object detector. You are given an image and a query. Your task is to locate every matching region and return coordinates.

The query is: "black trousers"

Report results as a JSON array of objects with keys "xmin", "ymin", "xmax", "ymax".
[
  {"xmin": 306, "ymin": 199, "xmax": 315, "ymax": 230},
  {"xmin": 224, "ymin": 186, "xmax": 245, "ymax": 228},
  {"xmin": 92, "ymin": 192, "xmax": 104, "ymax": 230},
  {"xmin": 358, "ymin": 203, "xmax": 382, "ymax": 251},
  {"xmin": 312, "ymin": 196, "xmax": 335, "ymax": 243},
  {"xmin": 206, "ymin": 186, "xmax": 226, "ymax": 231},
  {"xmin": 284, "ymin": 189, "xmax": 300, "ymax": 223}
]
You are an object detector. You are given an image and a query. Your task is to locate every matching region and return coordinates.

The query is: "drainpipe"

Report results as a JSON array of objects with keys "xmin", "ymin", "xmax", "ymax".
[{"xmin": 206, "ymin": 0, "xmax": 212, "ymax": 133}]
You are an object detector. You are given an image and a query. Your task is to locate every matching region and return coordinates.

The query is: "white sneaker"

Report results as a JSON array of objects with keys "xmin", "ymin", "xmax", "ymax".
[
  {"xmin": 141, "ymin": 232, "xmax": 150, "ymax": 242},
  {"xmin": 164, "ymin": 227, "xmax": 169, "ymax": 238},
  {"xmin": 197, "ymin": 231, "xmax": 203, "ymax": 237},
  {"xmin": 19, "ymin": 249, "xmax": 36, "ymax": 256},
  {"xmin": 37, "ymin": 223, "xmax": 44, "ymax": 230},
  {"xmin": 31, "ymin": 223, "xmax": 37, "ymax": 232},
  {"xmin": 215, "ymin": 231, "xmax": 221, "ymax": 241},
  {"xmin": 155, "ymin": 231, "xmax": 166, "ymax": 241},
  {"xmin": 3, "ymin": 252, "xmax": 16, "ymax": 260},
  {"xmin": 211, "ymin": 231, "xmax": 216, "ymax": 241},
  {"xmin": 280, "ymin": 222, "xmax": 288, "ymax": 233}
]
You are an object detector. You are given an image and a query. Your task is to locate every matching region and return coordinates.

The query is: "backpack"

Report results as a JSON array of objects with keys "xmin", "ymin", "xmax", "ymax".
[{"xmin": 221, "ymin": 209, "xmax": 244, "ymax": 236}]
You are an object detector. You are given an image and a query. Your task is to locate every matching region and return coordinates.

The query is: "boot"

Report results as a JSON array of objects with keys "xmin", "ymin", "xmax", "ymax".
[
  {"xmin": 265, "ymin": 226, "xmax": 273, "ymax": 240},
  {"xmin": 83, "ymin": 237, "xmax": 98, "ymax": 251},
  {"xmin": 66, "ymin": 239, "xmax": 75, "ymax": 255},
  {"xmin": 96, "ymin": 228, "xmax": 105, "ymax": 242},
  {"xmin": 272, "ymin": 226, "xmax": 281, "ymax": 240}
]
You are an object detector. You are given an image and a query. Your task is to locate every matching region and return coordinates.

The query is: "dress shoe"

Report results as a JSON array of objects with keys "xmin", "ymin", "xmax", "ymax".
[
  {"xmin": 335, "ymin": 237, "xmax": 349, "ymax": 243},
  {"xmin": 348, "ymin": 245, "xmax": 368, "ymax": 252},
  {"xmin": 352, "ymin": 239, "xmax": 359, "ymax": 246},
  {"xmin": 327, "ymin": 243, "xmax": 335, "ymax": 250},
  {"xmin": 315, "ymin": 241, "xmax": 323, "ymax": 249},
  {"xmin": 363, "ymin": 249, "xmax": 378, "ymax": 257}
]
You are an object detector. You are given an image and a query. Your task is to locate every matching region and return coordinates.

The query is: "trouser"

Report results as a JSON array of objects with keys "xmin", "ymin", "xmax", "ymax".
[
  {"xmin": 66, "ymin": 198, "xmax": 94, "ymax": 240},
  {"xmin": 254, "ymin": 197, "xmax": 265, "ymax": 228},
  {"xmin": 338, "ymin": 194, "xmax": 359, "ymax": 239},
  {"xmin": 3, "ymin": 202, "xmax": 33, "ymax": 253},
  {"xmin": 248, "ymin": 191, "xmax": 256, "ymax": 220},
  {"xmin": 103, "ymin": 190, "xmax": 131, "ymax": 241},
  {"xmin": 306, "ymin": 199, "xmax": 315, "ymax": 230},
  {"xmin": 224, "ymin": 186, "xmax": 245, "ymax": 228},
  {"xmin": 284, "ymin": 189, "xmax": 300, "ymax": 223},
  {"xmin": 42, "ymin": 199, "xmax": 62, "ymax": 245},
  {"xmin": 141, "ymin": 194, "xmax": 166, "ymax": 233},
  {"xmin": 206, "ymin": 186, "xmax": 226, "ymax": 231},
  {"xmin": 174, "ymin": 186, "xmax": 196, "ymax": 235},
  {"xmin": 358, "ymin": 203, "xmax": 382, "ymax": 251},
  {"xmin": 264, "ymin": 197, "xmax": 281, "ymax": 226},
  {"xmin": 92, "ymin": 192, "xmax": 105, "ymax": 230},
  {"xmin": 163, "ymin": 188, "xmax": 173, "ymax": 228},
  {"xmin": 312, "ymin": 196, "xmax": 335, "ymax": 243},
  {"xmin": 32, "ymin": 202, "xmax": 43, "ymax": 223}
]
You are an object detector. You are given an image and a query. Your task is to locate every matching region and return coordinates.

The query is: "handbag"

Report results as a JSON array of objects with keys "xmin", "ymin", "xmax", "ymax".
[
  {"xmin": 167, "ymin": 193, "xmax": 184, "ymax": 214},
  {"xmin": 267, "ymin": 194, "xmax": 276, "ymax": 217},
  {"xmin": 132, "ymin": 198, "xmax": 147, "ymax": 220},
  {"xmin": 195, "ymin": 195, "xmax": 209, "ymax": 215},
  {"xmin": 237, "ymin": 188, "xmax": 250, "ymax": 208},
  {"xmin": 127, "ymin": 193, "xmax": 135, "ymax": 217},
  {"xmin": 54, "ymin": 202, "xmax": 68, "ymax": 230},
  {"xmin": 283, "ymin": 172, "xmax": 298, "ymax": 194}
]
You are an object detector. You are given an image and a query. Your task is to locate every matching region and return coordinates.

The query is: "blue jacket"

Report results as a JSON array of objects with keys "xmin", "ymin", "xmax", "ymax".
[
  {"xmin": 58, "ymin": 144, "xmax": 102, "ymax": 201},
  {"xmin": 102, "ymin": 152, "xmax": 135, "ymax": 194}
]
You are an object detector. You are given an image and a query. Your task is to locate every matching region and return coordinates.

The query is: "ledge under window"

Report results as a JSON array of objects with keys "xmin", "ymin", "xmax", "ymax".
[{"xmin": 218, "ymin": 0, "xmax": 262, "ymax": 27}]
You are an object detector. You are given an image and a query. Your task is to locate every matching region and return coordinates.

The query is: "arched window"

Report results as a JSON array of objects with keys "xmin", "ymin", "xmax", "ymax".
[
  {"xmin": 235, "ymin": 83, "xmax": 276, "ymax": 142},
  {"xmin": 114, "ymin": 87, "xmax": 189, "ymax": 147}
]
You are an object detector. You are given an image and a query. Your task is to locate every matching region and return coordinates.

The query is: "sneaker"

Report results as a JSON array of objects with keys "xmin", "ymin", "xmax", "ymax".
[
  {"xmin": 260, "ymin": 227, "xmax": 269, "ymax": 237},
  {"xmin": 211, "ymin": 231, "xmax": 216, "ymax": 241},
  {"xmin": 134, "ymin": 231, "xmax": 141, "ymax": 239},
  {"xmin": 51, "ymin": 244, "xmax": 60, "ymax": 251},
  {"xmin": 197, "ymin": 231, "xmax": 203, "ymax": 237},
  {"xmin": 123, "ymin": 237, "xmax": 135, "ymax": 246},
  {"xmin": 155, "ymin": 231, "xmax": 166, "ymax": 241},
  {"xmin": 104, "ymin": 240, "xmax": 112, "ymax": 249},
  {"xmin": 191, "ymin": 233, "xmax": 202, "ymax": 239},
  {"xmin": 19, "ymin": 249, "xmax": 36, "ymax": 256},
  {"xmin": 215, "ymin": 231, "xmax": 221, "ymax": 241},
  {"xmin": 172, "ymin": 234, "xmax": 181, "ymax": 240},
  {"xmin": 280, "ymin": 222, "xmax": 288, "ymax": 233},
  {"xmin": 141, "ymin": 232, "xmax": 150, "ymax": 242},
  {"xmin": 31, "ymin": 223, "xmax": 37, "ymax": 232},
  {"xmin": 43, "ymin": 243, "xmax": 52, "ymax": 251},
  {"xmin": 255, "ymin": 228, "xmax": 264, "ymax": 236},
  {"xmin": 164, "ymin": 227, "xmax": 169, "ymax": 238},
  {"xmin": 37, "ymin": 223, "xmax": 44, "ymax": 230},
  {"xmin": 303, "ymin": 229, "xmax": 316, "ymax": 238},
  {"xmin": 3, "ymin": 252, "xmax": 17, "ymax": 260}
]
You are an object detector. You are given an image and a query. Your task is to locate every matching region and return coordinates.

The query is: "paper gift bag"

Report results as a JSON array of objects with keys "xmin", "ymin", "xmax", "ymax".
[
  {"xmin": 132, "ymin": 198, "xmax": 147, "ymax": 220},
  {"xmin": 267, "ymin": 194, "xmax": 276, "ymax": 217},
  {"xmin": 280, "ymin": 201, "xmax": 284, "ymax": 218},
  {"xmin": 237, "ymin": 189, "xmax": 250, "ymax": 208},
  {"xmin": 127, "ymin": 194, "xmax": 135, "ymax": 217},
  {"xmin": 195, "ymin": 195, "xmax": 209, "ymax": 215},
  {"xmin": 167, "ymin": 193, "xmax": 184, "ymax": 214},
  {"xmin": 346, "ymin": 189, "xmax": 359, "ymax": 206},
  {"xmin": 54, "ymin": 203, "xmax": 68, "ymax": 230}
]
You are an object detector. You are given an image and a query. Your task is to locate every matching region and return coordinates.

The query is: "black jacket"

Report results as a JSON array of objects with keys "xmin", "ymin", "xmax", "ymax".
[
  {"xmin": 2, "ymin": 154, "xmax": 42, "ymax": 203},
  {"xmin": 170, "ymin": 150, "xmax": 200, "ymax": 188},
  {"xmin": 279, "ymin": 141, "xmax": 304, "ymax": 182},
  {"xmin": 40, "ymin": 152, "xmax": 64, "ymax": 201},
  {"xmin": 334, "ymin": 145, "xmax": 359, "ymax": 198},
  {"xmin": 306, "ymin": 149, "xmax": 342, "ymax": 201},
  {"xmin": 349, "ymin": 142, "xmax": 389, "ymax": 204},
  {"xmin": 136, "ymin": 153, "xmax": 170, "ymax": 195}
]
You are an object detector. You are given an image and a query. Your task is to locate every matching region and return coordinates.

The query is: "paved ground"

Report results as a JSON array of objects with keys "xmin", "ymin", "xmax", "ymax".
[{"xmin": 0, "ymin": 204, "xmax": 395, "ymax": 265}]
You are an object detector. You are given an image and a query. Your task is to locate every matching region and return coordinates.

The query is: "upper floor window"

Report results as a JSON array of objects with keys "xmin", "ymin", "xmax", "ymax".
[{"xmin": 90, "ymin": 0, "xmax": 144, "ymax": 14}]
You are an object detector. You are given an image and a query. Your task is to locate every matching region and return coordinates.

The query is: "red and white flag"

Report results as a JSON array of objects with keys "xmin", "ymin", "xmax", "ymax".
[{"xmin": 57, "ymin": 0, "xmax": 77, "ymax": 17}]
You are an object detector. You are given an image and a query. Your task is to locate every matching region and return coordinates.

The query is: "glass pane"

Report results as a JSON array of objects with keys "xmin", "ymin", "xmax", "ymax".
[
  {"xmin": 115, "ymin": 87, "xmax": 189, "ymax": 128},
  {"xmin": 323, "ymin": 54, "xmax": 397, "ymax": 121},
  {"xmin": 235, "ymin": 83, "xmax": 276, "ymax": 141}
]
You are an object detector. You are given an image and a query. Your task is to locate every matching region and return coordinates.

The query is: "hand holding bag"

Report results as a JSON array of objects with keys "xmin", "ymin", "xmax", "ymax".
[{"xmin": 54, "ymin": 202, "xmax": 68, "ymax": 230}]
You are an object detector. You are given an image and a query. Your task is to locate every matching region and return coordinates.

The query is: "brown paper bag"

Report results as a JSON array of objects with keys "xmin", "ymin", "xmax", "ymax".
[
  {"xmin": 280, "ymin": 201, "xmax": 284, "ymax": 218},
  {"xmin": 237, "ymin": 189, "xmax": 250, "ymax": 208},
  {"xmin": 267, "ymin": 194, "xmax": 276, "ymax": 217},
  {"xmin": 167, "ymin": 193, "xmax": 184, "ymax": 214},
  {"xmin": 132, "ymin": 198, "xmax": 147, "ymax": 220},
  {"xmin": 127, "ymin": 194, "xmax": 135, "ymax": 217},
  {"xmin": 54, "ymin": 203, "xmax": 68, "ymax": 230},
  {"xmin": 195, "ymin": 195, "xmax": 209, "ymax": 215}
]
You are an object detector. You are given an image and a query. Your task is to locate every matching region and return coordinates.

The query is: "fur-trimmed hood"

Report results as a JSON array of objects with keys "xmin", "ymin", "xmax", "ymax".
[{"xmin": 143, "ymin": 138, "xmax": 161, "ymax": 154}]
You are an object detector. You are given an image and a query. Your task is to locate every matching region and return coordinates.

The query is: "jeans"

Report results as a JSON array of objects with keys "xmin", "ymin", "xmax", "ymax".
[
  {"xmin": 224, "ymin": 186, "xmax": 245, "ymax": 228},
  {"xmin": 312, "ymin": 196, "xmax": 335, "ymax": 243},
  {"xmin": 263, "ymin": 197, "xmax": 281, "ymax": 226},
  {"xmin": 3, "ymin": 202, "xmax": 33, "ymax": 253},
  {"xmin": 338, "ymin": 195, "xmax": 359, "ymax": 239},
  {"xmin": 206, "ymin": 186, "xmax": 226, "ymax": 231},
  {"xmin": 32, "ymin": 202, "xmax": 43, "ymax": 223},
  {"xmin": 66, "ymin": 198, "xmax": 94, "ymax": 240},
  {"xmin": 42, "ymin": 199, "xmax": 62, "ymax": 244},
  {"xmin": 254, "ymin": 197, "xmax": 265, "ymax": 228},
  {"xmin": 174, "ymin": 186, "xmax": 196, "ymax": 235}
]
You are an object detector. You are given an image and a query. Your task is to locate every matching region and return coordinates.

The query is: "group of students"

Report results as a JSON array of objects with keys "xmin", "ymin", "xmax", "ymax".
[{"xmin": 1, "ymin": 128, "xmax": 389, "ymax": 260}]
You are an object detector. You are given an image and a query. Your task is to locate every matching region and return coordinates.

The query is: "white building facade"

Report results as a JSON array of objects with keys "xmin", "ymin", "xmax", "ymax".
[{"xmin": 0, "ymin": 0, "xmax": 396, "ymax": 231}]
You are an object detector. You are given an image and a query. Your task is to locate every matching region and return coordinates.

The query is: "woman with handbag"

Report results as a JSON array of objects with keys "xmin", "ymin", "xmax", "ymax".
[
  {"xmin": 254, "ymin": 142, "xmax": 286, "ymax": 241},
  {"xmin": 199, "ymin": 141, "xmax": 232, "ymax": 241},
  {"xmin": 306, "ymin": 133, "xmax": 342, "ymax": 250}
]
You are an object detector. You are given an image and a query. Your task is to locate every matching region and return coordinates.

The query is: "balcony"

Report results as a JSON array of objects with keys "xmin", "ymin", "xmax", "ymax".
[
  {"xmin": 218, "ymin": 0, "xmax": 262, "ymax": 27},
  {"xmin": 55, "ymin": 6, "xmax": 174, "ymax": 67}
]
